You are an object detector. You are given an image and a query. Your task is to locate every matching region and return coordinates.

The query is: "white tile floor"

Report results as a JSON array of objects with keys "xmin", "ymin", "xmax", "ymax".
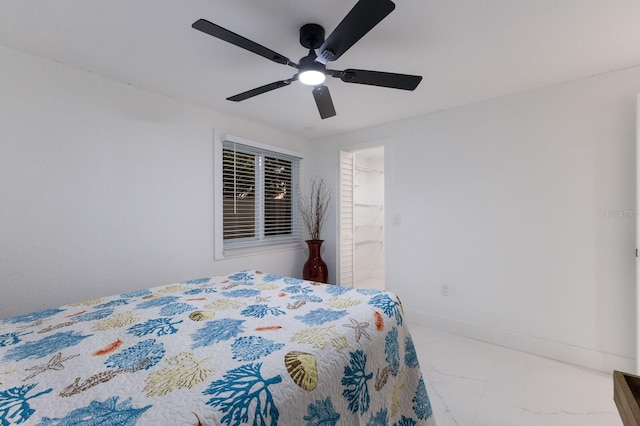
[{"xmin": 409, "ymin": 323, "xmax": 622, "ymax": 426}]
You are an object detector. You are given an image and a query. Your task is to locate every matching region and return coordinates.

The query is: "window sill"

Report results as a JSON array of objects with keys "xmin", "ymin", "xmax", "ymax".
[{"xmin": 216, "ymin": 241, "xmax": 304, "ymax": 260}]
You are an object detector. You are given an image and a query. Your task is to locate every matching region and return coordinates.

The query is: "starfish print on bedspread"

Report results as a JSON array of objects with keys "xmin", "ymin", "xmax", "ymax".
[
  {"xmin": 343, "ymin": 317, "xmax": 371, "ymax": 342},
  {"xmin": 23, "ymin": 352, "xmax": 80, "ymax": 381}
]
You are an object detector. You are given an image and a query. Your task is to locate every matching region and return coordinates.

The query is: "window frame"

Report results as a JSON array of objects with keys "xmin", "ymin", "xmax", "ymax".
[{"xmin": 214, "ymin": 132, "xmax": 303, "ymax": 259}]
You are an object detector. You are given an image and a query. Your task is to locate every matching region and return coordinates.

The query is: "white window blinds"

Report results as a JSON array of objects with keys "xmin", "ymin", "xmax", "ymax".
[{"xmin": 221, "ymin": 140, "xmax": 301, "ymax": 251}]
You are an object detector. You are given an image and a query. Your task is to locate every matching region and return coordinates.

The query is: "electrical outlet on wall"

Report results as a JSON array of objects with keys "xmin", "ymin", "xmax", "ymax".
[{"xmin": 441, "ymin": 285, "xmax": 449, "ymax": 296}]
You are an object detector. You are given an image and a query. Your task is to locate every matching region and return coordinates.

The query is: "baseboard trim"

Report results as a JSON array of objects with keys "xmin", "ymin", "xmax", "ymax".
[{"xmin": 405, "ymin": 309, "xmax": 635, "ymax": 374}]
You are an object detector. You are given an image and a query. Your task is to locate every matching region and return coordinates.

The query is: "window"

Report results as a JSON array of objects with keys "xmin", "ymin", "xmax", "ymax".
[{"xmin": 215, "ymin": 133, "xmax": 302, "ymax": 258}]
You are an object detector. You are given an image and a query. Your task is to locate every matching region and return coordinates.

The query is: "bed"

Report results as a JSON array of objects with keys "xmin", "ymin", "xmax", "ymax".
[{"xmin": 0, "ymin": 271, "xmax": 436, "ymax": 425}]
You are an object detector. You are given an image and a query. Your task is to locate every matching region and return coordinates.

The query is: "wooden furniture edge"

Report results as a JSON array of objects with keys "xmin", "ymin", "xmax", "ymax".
[{"xmin": 614, "ymin": 370, "xmax": 640, "ymax": 426}]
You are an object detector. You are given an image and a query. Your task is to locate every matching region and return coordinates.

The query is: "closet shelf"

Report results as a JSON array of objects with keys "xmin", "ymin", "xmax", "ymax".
[
  {"xmin": 355, "ymin": 225, "xmax": 383, "ymax": 230},
  {"xmin": 355, "ymin": 165, "xmax": 383, "ymax": 175},
  {"xmin": 355, "ymin": 203, "xmax": 383, "ymax": 209},
  {"xmin": 355, "ymin": 240, "xmax": 383, "ymax": 248}
]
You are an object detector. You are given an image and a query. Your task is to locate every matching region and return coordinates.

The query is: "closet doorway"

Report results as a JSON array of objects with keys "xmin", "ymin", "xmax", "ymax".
[{"xmin": 339, "ymin": 147, "xmax": 385, "ymax": 290}]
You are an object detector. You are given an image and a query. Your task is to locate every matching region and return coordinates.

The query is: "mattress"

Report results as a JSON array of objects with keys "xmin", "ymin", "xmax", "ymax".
[{"xmin": 0, "ymin": 271, "xmax": 436, "ymax": 425}]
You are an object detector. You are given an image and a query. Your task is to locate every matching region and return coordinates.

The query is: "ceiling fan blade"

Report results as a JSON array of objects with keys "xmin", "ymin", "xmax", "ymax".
[
  {"xmin": 312, "ymin": 85, "xmax": 336, "ymax": 119},
  {"xmin": 317, "ymin": 0, "xmax": 395, "ymax": 62},
  {"xmin": 193, "ymin": 19, "xmax": 294, "ymax": 67},
  {"xmin": 227, "ymin": 80, "xmax": 294, "ymax": 102},
  {"xmin": 336, "ymin": 69, "xmax": 422, "ymax": 90}
]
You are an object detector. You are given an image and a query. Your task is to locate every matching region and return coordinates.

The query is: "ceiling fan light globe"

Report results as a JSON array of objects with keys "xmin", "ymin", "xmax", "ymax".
[{"xmin": 299, "ymin": 70, "xmax": 326, "ymax": 86}]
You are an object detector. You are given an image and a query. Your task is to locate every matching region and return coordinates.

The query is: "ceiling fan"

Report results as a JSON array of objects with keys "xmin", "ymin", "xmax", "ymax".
[{"xmin": 192, "ymin": 0, "xmax": 422, "ymax": 119}]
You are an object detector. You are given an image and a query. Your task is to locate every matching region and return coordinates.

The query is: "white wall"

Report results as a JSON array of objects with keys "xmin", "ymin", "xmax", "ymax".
[
  {"xmin": 307, "ymin": 67, "xmax": 640, "ymax": 372},
  {"xmin": 0, "ymin": 46, "xmax": 307, "ymax": 319}
]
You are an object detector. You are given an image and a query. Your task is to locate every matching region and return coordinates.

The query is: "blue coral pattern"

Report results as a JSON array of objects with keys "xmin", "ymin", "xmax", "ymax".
[
  {"xmin": 296, "ymin": 308, "xmax": 348, "ymax": 326},
  {"xmin": 0, "ymin": 271, "xmax": 435, "ymax": 425}
]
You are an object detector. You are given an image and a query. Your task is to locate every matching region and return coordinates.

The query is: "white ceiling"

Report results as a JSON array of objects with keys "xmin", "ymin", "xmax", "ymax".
[{"xmin": 2, "ymin": 0, "xmax": 640, "ymax": 140}]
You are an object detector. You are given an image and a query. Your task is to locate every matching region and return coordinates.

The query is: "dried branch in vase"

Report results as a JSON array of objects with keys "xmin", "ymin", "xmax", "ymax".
[{"xmin": 299, "ymin": 177, "xmax": 331, "ymax": 241}]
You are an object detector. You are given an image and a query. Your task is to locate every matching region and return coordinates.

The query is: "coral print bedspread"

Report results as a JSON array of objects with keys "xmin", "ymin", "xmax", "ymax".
[{"xmin": 0, "ymin": 271, "xmax": 436, "ymax": 425}]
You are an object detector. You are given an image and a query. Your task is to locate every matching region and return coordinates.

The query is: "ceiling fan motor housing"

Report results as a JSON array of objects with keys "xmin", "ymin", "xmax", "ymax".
[{"xmin": 300, "ymin": 23, "xmax": 325, "ymax": 49}]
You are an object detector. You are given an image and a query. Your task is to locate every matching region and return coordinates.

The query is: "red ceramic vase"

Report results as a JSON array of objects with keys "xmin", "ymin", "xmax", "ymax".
[{"xmin": 302, "ymin": 240, "xmax": 329, "ymax": 283}]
